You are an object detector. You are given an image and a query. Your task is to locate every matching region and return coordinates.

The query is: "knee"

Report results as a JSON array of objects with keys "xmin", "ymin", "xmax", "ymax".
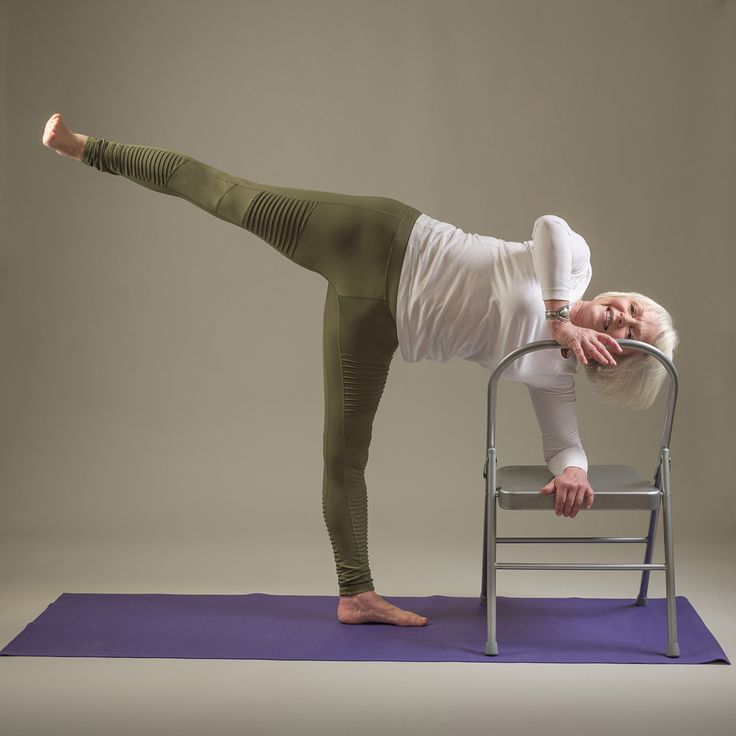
[{"xmin": 323, "ymin": 440, "xmax": 371, "ymax": 482}]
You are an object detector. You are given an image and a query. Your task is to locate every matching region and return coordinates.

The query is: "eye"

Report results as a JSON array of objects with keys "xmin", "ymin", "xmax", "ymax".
[{"xmin": 627, "ymin": 328, "xmax": 633, "ymax": 339}]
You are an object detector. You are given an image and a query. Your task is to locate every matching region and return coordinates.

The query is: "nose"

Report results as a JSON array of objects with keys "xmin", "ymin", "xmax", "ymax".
[{"xmin": 617, "ymin": 309, "xmax": 634, "ymax": 328}]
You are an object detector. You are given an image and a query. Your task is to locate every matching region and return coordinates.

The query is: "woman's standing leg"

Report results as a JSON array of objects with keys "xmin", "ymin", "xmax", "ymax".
[
  {"xmin": 321, "ymin": 285, "xmax": 398, "ymax": 595},
  {"xmin": 42, "ymin": 114, "xmax": 426, "ymax": 624}
]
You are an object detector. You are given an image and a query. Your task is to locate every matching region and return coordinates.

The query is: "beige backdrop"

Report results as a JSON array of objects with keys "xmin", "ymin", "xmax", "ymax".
[
  {"xmin": 2, "ymin": 3, "xmax": 736, "ymax": 736},
  {"xmin": 1, "ymin": 0, "xmax": 734, "ymax": 602}
]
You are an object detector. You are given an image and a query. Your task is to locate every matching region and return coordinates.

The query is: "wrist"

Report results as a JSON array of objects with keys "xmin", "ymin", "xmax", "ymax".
[
  {"xmin": 544, "ymin": 300, "xmax": 571, "ymax": 325},
  {"xmin": 544, "ymin": 299, "xmax": 569, "ymax": 310},
  {"xmin": 563, "ymin": 465, "xmax": 587, "ymax": 476},
  {"xmin": 548, "ymin": 315, "xmax": 573, "ymax": 338}
]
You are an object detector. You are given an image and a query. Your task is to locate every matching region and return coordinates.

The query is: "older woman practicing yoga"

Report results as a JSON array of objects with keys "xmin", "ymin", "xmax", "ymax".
[{"xmin": 41, "ymin": 112, "xmax": 678, "ymax": 627}]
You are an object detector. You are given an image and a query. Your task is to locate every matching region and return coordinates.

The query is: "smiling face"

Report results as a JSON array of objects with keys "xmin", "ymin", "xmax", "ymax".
[{"xmin": 571, "ymin": 295, "xmax": 659, "ymax": 357}]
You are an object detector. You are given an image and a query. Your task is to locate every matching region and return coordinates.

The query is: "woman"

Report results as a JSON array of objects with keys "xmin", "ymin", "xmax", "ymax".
[{"xmin": 41, "ymin": 113, "xmax": 678, "ymax": 627}]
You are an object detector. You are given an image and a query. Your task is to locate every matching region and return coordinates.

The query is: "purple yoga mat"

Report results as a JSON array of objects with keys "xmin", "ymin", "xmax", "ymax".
[{"xmin": 0, "ymin": 593, "xmax": 729, "ymax": 664}]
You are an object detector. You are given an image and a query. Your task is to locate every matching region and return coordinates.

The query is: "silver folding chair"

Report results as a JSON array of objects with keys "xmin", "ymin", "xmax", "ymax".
[{"xmin": 480, "ymin": 339, "xmax": 680, "ymax": 657}]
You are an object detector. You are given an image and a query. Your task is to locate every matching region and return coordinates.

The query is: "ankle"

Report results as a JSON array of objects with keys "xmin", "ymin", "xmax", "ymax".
[
  {"xmin": 74, "ymin": 133, "xmax": 89, "ymax": 161},
  {"xmin": 339, "ymin": 589, "xmax": 375, "ymax": 600}
]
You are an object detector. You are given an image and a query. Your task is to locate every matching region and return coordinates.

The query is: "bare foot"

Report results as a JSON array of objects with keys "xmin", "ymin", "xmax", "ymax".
[
  {"xmin": 42, "ymin": 113, "xmax": 88, "ymax": 161},
  {"xmin": 337, "ymin": 590, "xmax": 428, "ymax": 626}
]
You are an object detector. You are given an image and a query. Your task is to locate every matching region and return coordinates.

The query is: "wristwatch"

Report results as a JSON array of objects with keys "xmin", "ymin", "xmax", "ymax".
[{"xmin": 545, "ymin": 303, "xmax": 571, "ymax": 322}]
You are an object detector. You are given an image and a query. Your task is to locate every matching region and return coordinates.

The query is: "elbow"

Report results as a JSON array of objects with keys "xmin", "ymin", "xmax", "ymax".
[{"xmin": 534, "ymin": 214, "xmax": 569, "ymax": 233}]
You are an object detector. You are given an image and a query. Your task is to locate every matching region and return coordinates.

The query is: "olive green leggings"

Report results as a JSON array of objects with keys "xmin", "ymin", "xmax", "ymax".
[{"xmin": 81, "ymin": 136, "xmax": 421, "ymax": 596}]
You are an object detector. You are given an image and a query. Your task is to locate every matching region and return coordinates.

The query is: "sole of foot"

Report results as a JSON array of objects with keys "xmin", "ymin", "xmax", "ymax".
[{"xmin": 42, "ymin": 112, "xmax": 87, "ymax": 160}]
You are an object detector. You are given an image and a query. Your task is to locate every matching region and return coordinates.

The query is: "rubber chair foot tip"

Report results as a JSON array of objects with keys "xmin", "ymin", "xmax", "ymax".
[
  {"xmin": 666, "ymin": 643, "xmax": 680, "ymax": 658},
  {"xmin": 485, "ymin": 641, "xmax": 499, "ymax": 656}
]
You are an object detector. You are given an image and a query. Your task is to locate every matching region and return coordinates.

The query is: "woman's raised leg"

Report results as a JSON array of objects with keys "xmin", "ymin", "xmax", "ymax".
[
  {"xmin": 42, "ymin": 113, "xmax": 427, "ymax": 625},
  {"xmin": 43, "ymin": 114, "xmax": 405, "ymax": 290}
]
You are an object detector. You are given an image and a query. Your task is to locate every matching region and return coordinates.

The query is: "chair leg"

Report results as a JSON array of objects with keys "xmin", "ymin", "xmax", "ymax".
[
  {"xmin": 661, "ymin": 449, "xmax": 680, "ymax": 657},
  {"xmin": 638, "ymin": 463, "xmax": 663, "ymax": 606},
  {"xmin": 636, "ymin": 507, "xmax": 660, "ymax": 606},
  {"xmin": 485, "ymin": 455, "xmax": 499, "ymax": 655},
  {"xmin": 480, "ymin": 490, "xmax": 488, "ymax": 604}
]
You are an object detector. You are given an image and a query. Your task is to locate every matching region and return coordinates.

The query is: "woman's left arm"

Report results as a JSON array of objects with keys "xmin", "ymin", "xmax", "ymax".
[
  {"xmin": 527, "ymin": 383, "xmax": 595, "ymax": 518},
  {"xmin": 546, "ymin": 305, "xmax": 621, "ymax": 366},
  {"xmin": 539, "ymin": 466, "xmax": 594, "ymax": 518}
]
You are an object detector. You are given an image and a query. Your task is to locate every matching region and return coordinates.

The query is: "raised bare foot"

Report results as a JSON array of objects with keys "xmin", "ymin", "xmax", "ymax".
[
  {"xmin": 42, "ymin": 113, "xmax": 88, "ymax": 161},
  {"xmin": 337, "ymin": 590, "xmax": 428, "ymax": 626}
]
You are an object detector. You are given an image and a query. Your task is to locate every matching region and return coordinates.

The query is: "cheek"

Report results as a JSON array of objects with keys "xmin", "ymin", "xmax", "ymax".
[{"xmin": 596, "ymin": 304, "xmax": 607, "ymax": 328}]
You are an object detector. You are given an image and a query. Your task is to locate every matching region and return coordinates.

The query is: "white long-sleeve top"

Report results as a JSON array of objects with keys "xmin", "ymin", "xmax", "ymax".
[{"xmin": 395, "ymin": 213, "xmax": 593, "ymax": 476}]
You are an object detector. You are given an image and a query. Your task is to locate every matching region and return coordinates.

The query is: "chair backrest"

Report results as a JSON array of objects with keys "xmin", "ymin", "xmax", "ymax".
[{"xmin": 486, "ymin": 339, "xmax": 679, "ymax": 473}]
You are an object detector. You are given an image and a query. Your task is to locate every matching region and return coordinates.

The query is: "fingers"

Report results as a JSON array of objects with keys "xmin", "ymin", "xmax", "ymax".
[
  {"xmin": 568, "ymin": 487, "xmax": 587, "ymax": 518},
  {"xmin": 571, "ymin": 486, "xmax": 596, "ymax": 516},
  {"xmin": 603, "ymin": 335, "xmax": 624, "ymax": 354},
  {"xmin": 597, "ymin": 334, "xmax": 625, "ymax": 365},
  {"xmin": 573, "ymin": 343, "xmax": 588, "ymax": 366},
  {"xmin": 565, "ymin": 335, "xmax": 611, "ymax": 367},
  {"xmin": 593, "ymin": 341, "xmax": 617, "ymax": 366},
  {"xmin": 550, "ymin": 484, "xmax": 595, "ymax": 517},
  {"xmin": 561, "ymin": 487, "xmax": 579, "ymax": 517},
  {"xmin": 555, "ymin": 486, "xmax": 566, "ymax": 516},
  {"xmin": 584, "ymin": 337, "xmax": 616, "ymax": 366},
  {"xmin": 577, "ymin": 336, "xmax": 618, "ymax": 366},
  {"xmin": 565, "ymin": 337, "xmax": 588, "ymax": 366},
  {"xmin": 555, "ymin": 325, "xmax": 623, "ymax": 367}
]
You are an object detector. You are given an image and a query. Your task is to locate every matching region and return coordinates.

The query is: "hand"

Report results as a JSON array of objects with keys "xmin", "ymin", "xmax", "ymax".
[
  {"xmin": 540, "ymin": 466, "xmax": 595, "ymax": 517},
  {"xmin": 551, "ymin": 321, "xmax": 622, "ymax": 367}
]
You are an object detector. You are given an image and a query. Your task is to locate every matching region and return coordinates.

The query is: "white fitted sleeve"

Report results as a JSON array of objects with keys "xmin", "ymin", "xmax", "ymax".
[
  {"xmin": 531, "ymin": 214, "xmax": 576, "ymax": 301},
  {"xmin": 527, "ymin": 382, "xmax": 588, "ymax": 476}
]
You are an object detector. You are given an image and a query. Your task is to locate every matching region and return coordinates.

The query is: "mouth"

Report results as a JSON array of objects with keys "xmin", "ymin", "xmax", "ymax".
[{"xmin": 604, "ymin": 307, "xmax": 611, "ymax": 331}]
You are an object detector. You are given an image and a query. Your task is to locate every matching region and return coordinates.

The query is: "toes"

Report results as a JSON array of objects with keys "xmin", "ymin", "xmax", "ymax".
[{"xmin": 400, "ymin": 611, "xmax": 428, "ymax": 626}]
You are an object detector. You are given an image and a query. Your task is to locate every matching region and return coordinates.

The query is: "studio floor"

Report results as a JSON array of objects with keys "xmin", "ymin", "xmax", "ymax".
[{"xmin": 0, "ymin": 536, "xmax": 734, "ymax": 736}]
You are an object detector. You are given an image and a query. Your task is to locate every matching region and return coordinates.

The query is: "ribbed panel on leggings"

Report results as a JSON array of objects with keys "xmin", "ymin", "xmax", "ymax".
[
  {"xmin": 347, "ymin": 491, "xmax": 369, "ymax": 569},
  {"xmin": 83, "ymin": 137, "xmax": 186, "ymax": 188},
  {"xmin": 340, "ymin": 354, "xmax": 391, "ymax": 416},
  {"xmin": 243, "ymin": 190, "xmax": 316, "ymax": 259},
  {"xmin": 323, "ymin": 473, "xmax": 369, "ymax": 580}
]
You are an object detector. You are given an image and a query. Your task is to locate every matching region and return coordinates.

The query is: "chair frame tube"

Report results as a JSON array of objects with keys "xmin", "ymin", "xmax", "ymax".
[{"xmin": 481, "ymin": 339, "xmax": 680, "ymax": 657}]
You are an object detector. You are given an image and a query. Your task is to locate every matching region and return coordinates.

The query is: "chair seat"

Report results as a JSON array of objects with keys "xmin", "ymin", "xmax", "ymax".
[{"xmin": 497, "ymin": 464, "xmax": 660, "ymax": 511}]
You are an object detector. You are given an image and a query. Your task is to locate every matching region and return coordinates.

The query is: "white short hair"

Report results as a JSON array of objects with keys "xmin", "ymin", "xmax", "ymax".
[{"xmin": 581, "ymin": 290, "xmax": 679, "ymax": 410}]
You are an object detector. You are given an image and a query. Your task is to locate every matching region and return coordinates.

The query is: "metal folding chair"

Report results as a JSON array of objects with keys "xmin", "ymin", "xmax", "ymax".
[{"xmin": 480, "ymin": 339, "xmax": 679, "ymax": 657}]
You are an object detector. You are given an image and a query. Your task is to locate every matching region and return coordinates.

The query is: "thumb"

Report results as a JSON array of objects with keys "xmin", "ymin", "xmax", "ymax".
[{"xmin": 540, "ymin": 478, "xmax": 556, "ymax": 494}]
